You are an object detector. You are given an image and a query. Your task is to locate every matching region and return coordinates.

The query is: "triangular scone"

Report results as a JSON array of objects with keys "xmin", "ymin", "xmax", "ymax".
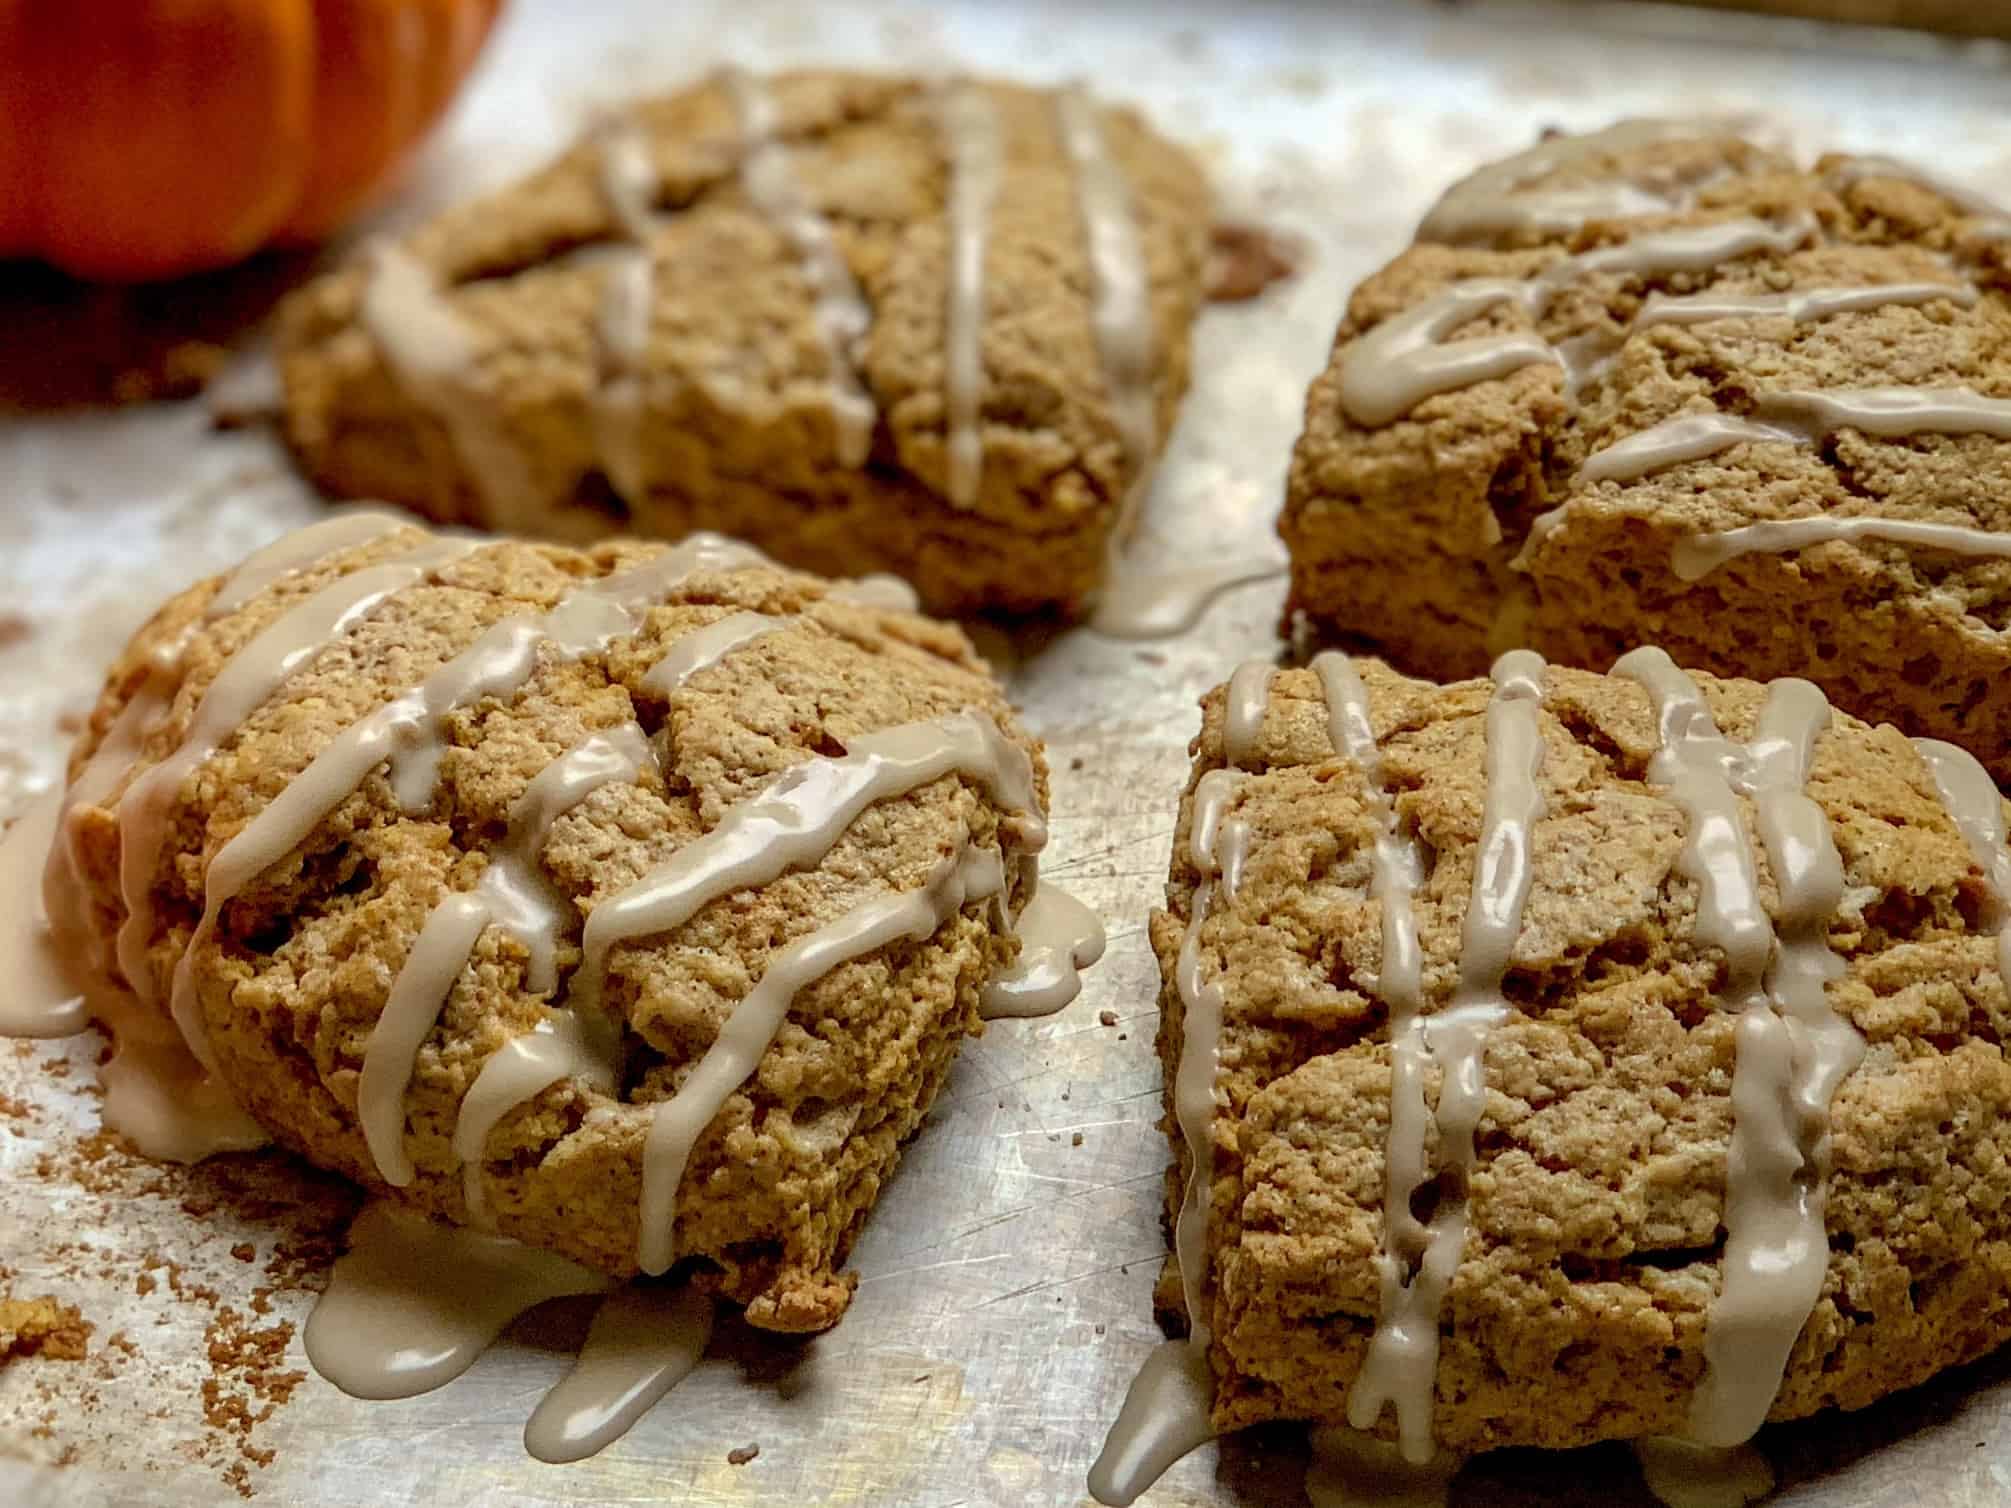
[{"xmin": 279, "ymin": 71, "xmax": 1210, "ymax": 618}]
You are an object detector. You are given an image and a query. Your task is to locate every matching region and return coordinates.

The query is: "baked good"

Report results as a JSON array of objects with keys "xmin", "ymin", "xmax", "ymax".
[
  {"xmin": 35, "ymin": 510, "xmax": 1082, "ymax": 1335},
  {"xmin": 277, "ymin": 69, "xmax": 1211, "ymax": 618},
  {"xmin": 1280, "ymin": 120, "xmax": 2011, "ymax": 780},
  {"xmin": 1128, "ymin": 647, "xmax": 2011, "ymax": 1469}
]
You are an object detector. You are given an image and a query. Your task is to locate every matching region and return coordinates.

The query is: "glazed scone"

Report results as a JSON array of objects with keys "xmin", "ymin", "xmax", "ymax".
[
  {"xmin": 1280, "ymin": 121, "xmax": 2011, "ymax": 778},
  {"xmin": 42, "ymin": 512, "xmax": 1058, "ymax": 1333},
  {"xmin": 1143, "ymin": 649, "xmax": 2011, "ymax": 1460},
  {"xmin": 277, "ymin": 70, "xmax": 1211, "ymax": 618}
]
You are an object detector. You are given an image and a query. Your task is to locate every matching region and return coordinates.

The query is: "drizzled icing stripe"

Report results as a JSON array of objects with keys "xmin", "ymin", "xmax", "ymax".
[
  {"xmin": 360, "ymin": 724, "xmax": 659, "ymax": 1186},
  {"xmin": 557, "ymin": 709, "xmax": 1041, "ymax": 1275},
  {"xmin": 720, "ymin": 66, "xmax": 877, "ymax": 468},
  {"xmin": 1522, "ymin": 386, "xmax": 2011, "ymax": 569},
  {"xmin": 938, "ymin": 80, "xmax": 1003, "ymax": 510},
  {"xmin": 114, "ymin": 540, "xmax": 473, "ymax": 1008},
  {"xmin": 1350, "ymin": 649, "xmax": 1547, "ymax": 1463},
  {"xmin": 1675, "ymin": 516, "xmax": 2011, "ymax": 582},
  {"xmin": 1054, "ymin": 85, "xmax": 1157, "ymax": 471},
  {"xmin": 1614, "ymin": 648, "xmax": 1865, "ymax": 1448},
  {"xmin": 1340, "ymin": 215, "xmax": 1815, "ymax": 427},
  {"xmin": 1418, "ymin": 118, "xmax": 1734, "ymax": 245},
  {"xmin": 593, "ymin": 120, "xmax": 661, "ymax": 508},
  {"xmin": 635, "ymin": 840, "xmax": 1008, "ymax": 1271},
  {"xmin": 1912, "ymin": 738, "xmax": 2011, "ymax": 986},
  {"xmin": 361, "ymin": 245, "xmax": 544, "ymax": 528},
  {"xmin": 1635, "ymin": 280, "xmax": 1976, "ymax": 330},
  {"xmin": 165, "ymin": 534, "xmax": 771, "ymax": 1078},
  {"xmin": 1090, "ymin": 659, "xmax": 1276, "ymax": 1508}
]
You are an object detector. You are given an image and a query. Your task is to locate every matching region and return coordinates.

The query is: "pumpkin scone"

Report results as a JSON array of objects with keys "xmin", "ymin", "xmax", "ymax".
[
  {"xmin": 26, "ymin": 511, "xmax": 1105, "ymax": 1337},
  {"xmin": 1280, "ymin": 120, "xmax": 2011, "ymax": 779},
  {"xmin": 1096, "ymin": 648, "xmax": 2011, "ymax": 1500},
  {"xmin": 277, "ymin": 70, "xmax": 1211, "ymax": 618}
]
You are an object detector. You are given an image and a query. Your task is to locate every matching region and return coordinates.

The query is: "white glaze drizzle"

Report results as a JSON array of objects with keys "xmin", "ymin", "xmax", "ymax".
[
  {"xmin": 1912, "ymin": 738, "xmax": 2011, "ymax": 987},
  {"xmin": 305, "ymin": 1200, "xmax": 611, "ymax": 1400},
  {"xmin": 570, "ymin": 710, "xmax": 1042, "ymax": 1274},
  {"xmin": 1340, "ymin": 216, "xmax": 1814, "ymax": 427},
  {"xmin": 165, "ymin": 534, "xmax": 767, "ymax": 1078},
  {"xmin": 523, "ymin": 1281, "xmax": 715, "ymax": 1463},
  {"xmin": 1635, "ymin": 280, "xmax": 1975, "ymax": 330},
  {"xmin": 1418, "ymin": 118, "xmax": 1732, "ymax": 245},
  {"xmin": 1223, "ymin": 661, "xmax": 1275, "ymax": 769},
  {"xmin": 1632, "ymin": 1438, "xmax": 1776, "ymax": 1508},
  {"xmin": 1613, "ymin": 647, "xmax": 1864, "ymax": 1448},
  {"xmin": 591, "ymin": 117, "xmax": 662, "ymax": 506},
  {"xmin": 1580, "ymin": 414, "xmax": 1804, "ymax": 486},
  {"xmin": 979, "ymin": 884, "xmax": 1108, "ymax": 1019},
  {"xmin": 1055, "ymin": 85, "xmax": 1157, "ymax": 472},
  {"xmin": 359, "ymin": 724, "xmax": 659, "ymax": 1186},
  {"xmin": 0, "ymin": 790, "xmax": 93, "ymax": 1038},
  {"xmin": 938, "ymin": 80, "xmax": 1003, "ymax": 509},
  {"xmin": 1675, "ymin": 515, "xmax": 2011, "ymax": 582},
  {"xmin": 1350, "ymin": 650, "xmax": 1547, "ymax": 1463},
  {"xmin": 115, "ymin": 539, "xmax": 472, "ymax": 1009},
  {"xmin": 638, "ymin": 611, "xmax": 785, "ymax": 699},
  {"xmin": 1090, "ymin": 659, "xmax": 1277, "ymax": 1507},
  {"xmin": 1087, "ymin": 559, "xmax": 1289, "ymax": 641},
  {"xmin": 361, "ymin": 244, "xmax": 543, "ymax": 527},
  {"xmin": 1527, "ymin": 386, "xmax": 2011, "ymax": 569},
  {"xmin": 720, "ymin": 66, "xmax": 877, "ymax": 468}
]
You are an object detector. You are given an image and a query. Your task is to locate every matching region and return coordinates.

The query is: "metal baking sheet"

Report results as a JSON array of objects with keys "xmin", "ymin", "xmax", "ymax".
[{"xmin": 4, "ymin": 2, "xmax": 2011, "ymax": 1503}]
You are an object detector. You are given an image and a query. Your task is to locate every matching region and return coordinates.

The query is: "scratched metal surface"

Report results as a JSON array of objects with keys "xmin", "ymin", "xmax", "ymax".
[{"xmin": 4, "ymin": 2, "xmax": 2011, "ymax": 1504}]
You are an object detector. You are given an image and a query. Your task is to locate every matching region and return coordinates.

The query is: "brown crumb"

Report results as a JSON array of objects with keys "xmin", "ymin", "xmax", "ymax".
[
  {"xmin": 0, "ymin": 613, "xmax": 32, "ymax": 648},
  {"xmin": 1206, "ymin": 221, "xmax": 1300, "ymax": 302},
  {"xmin": 1099, "ymin": 1010, "xmax": 1118, "ymax": 1027},
  {"xmin": 727, "ymin": 1442, "xmax": 760, "ymax": 1466},
  {"xmin": 1072, "ymin": 1132, "xmax": 1084, "ymax": 1147},
  {"xmin": 0, "ymin": 1294, "xmax": 93, "ymax": 1362},
  {"xmin": 229, "ymin": 1244, "xmax": 256, "ymax": 1264}
]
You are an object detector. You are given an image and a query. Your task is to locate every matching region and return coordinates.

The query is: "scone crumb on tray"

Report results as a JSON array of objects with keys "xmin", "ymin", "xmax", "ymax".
[
  {"xmin": 0, "ymin": 1294, "xmax": 93, "ymax": 1363},
  {"xmin": 727, "ymin": 1441, "xmax": 761, "ymax": 1466}
]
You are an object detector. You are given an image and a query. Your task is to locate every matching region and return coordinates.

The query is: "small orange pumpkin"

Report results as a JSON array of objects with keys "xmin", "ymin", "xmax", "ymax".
[{"xmin": 0, "ymin": 0, "xmax": 502, "ymax": 282}]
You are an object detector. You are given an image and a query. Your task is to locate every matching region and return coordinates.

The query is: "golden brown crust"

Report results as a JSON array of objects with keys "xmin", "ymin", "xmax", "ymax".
[
  {"xmin": 277, "ymin": 71, "xmax": 1211, "ymax": 617},
  {"xmin": 1158, "ymin": 655, "xmax": 2011, "ymax": 1452},
  {"xmin": 64, "ymin": 522, "xmax": 1047, "ymax": 1331},
  {"xmin": 1281, "ymin": 128, "xmax": 2011, "ymax": 777}
]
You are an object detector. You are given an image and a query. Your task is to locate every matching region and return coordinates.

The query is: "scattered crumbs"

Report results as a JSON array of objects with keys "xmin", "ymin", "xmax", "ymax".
[
  {"xmin": 135, "ymin": 1272, "xmax": 157, "ymax": 1297},
  {"xmin": 0, "ymin": 1092, "xmax": 36, "ymax": 1120},
  {"xmin": 1069, "ymin": 756, "xmax": 1086, "ymax": 772},
  {"xmin": 0, "ymin": 1294, "xmax": 93, "ymax": 1362},
  {"xmin": 1071, "ymin": 1132, "xmax": 1084, "ymax": 1147},
  {"xmin": 1117, "ymin": 1033, "xmax": 1128, "ymax": 1041},
  {"xmin": 56, "ymin": 707, "xmax": 86, "ymax": 735},
  {"xmin": 1060, "ymin": 1090, "xmax": 1070, "ymax": 1101},
  {"xmin": 1098, "ymin": 1010, "xmax": 1118, "ymax": 1027},
  {"xmin": 0, "ymin": 612, "xmax": 32, "ymax": 648},
  {"xmin": 229, "ymin": 1243, "xmax": 256, "ymax": 1264},
  {"xmin": 1094, "ymin": 1324, "xmax": 1106, "ymax": 1337},
  {"xmin": 727, "ymin": 1442, "xmax": 761, "ymax": 1466},
  {"xmin": 1206, "ymin": 221, "xmax": 1302, "ymax": 302},
  {"xmin": 1047, "ymin": 1133, "xmax": 1060, "ymax": 1142},
  {"xmin": 1134, "ymin": 650, "xmax": 1167, "ymax": 667},
  {"xmin": 912, "ymin": 1374, "xmax": 930, "ymax": 1384}
]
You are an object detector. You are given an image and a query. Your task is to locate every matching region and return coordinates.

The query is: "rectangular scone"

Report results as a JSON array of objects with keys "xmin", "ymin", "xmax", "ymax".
[
  {"xmin": 1153, "ymin": 649, "xmax": 2011, "ymax": 1457},
  {"xmin": 278, "ymin": 70, "xmax": 1211, "ymax": 618},
  {"xmin": 1280, "ymin": 120, "xmax": 2011, "ymax": 780}
]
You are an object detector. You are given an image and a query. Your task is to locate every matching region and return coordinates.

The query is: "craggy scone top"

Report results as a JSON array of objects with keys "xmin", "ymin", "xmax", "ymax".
[
  {"xmin": 278, "ymin": 70, "xmax": 1211, "ymax": 616},
  {"xmin": 1155, "ymin": 649, "xmax": 2011, "ymax": 1456},
  {"xmin": 49, "ymin": 514, "xmax": 1049, "ymax": 1331},
  {"xmin": 1283, "ymin": 121, "xmax": 2011, "ymax": 777}
]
